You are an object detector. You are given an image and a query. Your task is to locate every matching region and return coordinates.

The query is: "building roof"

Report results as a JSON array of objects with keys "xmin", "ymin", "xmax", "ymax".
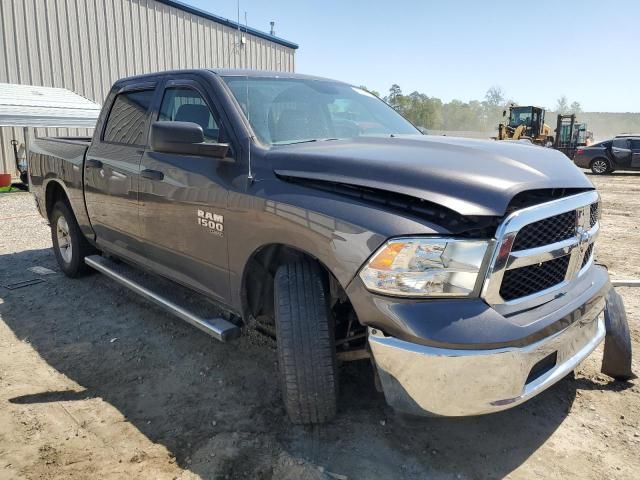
[
  {"xmin": 0, "ymin": 83, "xmax": 101, "ymax": 128},
  {"xmin": 156, "ymin": 0, "xmax": 299, "ymax": 50}
]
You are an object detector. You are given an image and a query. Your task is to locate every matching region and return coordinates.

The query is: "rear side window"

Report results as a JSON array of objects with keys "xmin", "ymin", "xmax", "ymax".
[
  {"xmin": 612, "ymin": 138, "xmax": 631, "ymax": 149},
  {"xmin": 103, "ymin": 90, "xmax": 154, "ymax": 145},
  {"xmin": 630, "ymin": 139, "xmax": 640, "ymax": 149},
  {"xmin": 158, "ymin": 87, "xmax": 220, "ymax": 143}
]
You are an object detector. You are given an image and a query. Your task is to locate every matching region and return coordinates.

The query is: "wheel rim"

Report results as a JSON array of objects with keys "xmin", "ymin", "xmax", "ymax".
[
  {"xmin": 592, "ymin": 160, "xmax": 608, "ymax": 174},
  {"xmin": 56, "ymin": 216, "xmax": 73, "ymax": 263}
]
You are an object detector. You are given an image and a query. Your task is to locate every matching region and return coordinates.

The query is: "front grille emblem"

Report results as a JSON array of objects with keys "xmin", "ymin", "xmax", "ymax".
[
  {"xmin": 576, "ymin": 226, "xmax": 589, "ymax": 251},
  {"xmin": 575, "ymin": 206, "xmax": 591, "ymax": 256}
]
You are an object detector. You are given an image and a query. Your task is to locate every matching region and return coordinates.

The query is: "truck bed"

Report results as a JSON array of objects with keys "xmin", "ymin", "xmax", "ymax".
[
  {"xmin": 29, "ymin": 136, "xmax": 90, "ymax": 188},
  {"xmin": 30, "ymin": 136, "xmax": 91, "ymax": 162},
  {"xmin": 28, "ymin": 136, "xmax": 92, "ymax": 225}
]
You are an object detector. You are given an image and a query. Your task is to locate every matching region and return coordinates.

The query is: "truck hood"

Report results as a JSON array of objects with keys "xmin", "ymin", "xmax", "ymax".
[{"xmin": 269, "ymin": 135, "xmax": 594, "ymax": 216}]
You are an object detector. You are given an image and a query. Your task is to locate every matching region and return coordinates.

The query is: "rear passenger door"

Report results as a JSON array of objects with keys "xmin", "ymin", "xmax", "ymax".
[
  {"xmin": 630, "ymin": 139, "xmax": 640, "ymax": 168},
  {"xmin": 84, "ymin": 83, "xmax": 157, "ymax": 254},
  {"xmin": 610, "ymin": 138, "xmax": 632, "ymax": 168},
  {"xmin": 138, "ymin": 79, "xmax": 232, "ymax": 304}
]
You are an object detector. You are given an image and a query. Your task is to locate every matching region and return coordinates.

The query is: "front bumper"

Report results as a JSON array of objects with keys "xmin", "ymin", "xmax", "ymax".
[
  {"xmin": 365, "ymin": 267, "xmax": 610, "ymax": 417},
  {"xmin": 370, "ymin": 304, "xmax": 605, "ymax": 417}
]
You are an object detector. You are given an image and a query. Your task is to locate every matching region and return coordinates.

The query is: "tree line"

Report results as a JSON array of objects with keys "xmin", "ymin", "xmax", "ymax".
[{"xmin": 361, "ymin": 85, "xmax": 589, "ymax": 132}]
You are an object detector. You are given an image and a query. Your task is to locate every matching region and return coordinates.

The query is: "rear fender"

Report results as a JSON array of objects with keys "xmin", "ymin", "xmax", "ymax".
[{"xmin": 43, "ymin": 177, "xmax": 94, "ymax": 240}]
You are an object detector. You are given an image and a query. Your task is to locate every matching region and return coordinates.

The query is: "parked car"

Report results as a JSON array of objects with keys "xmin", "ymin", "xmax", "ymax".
[
  {"xmin": 574, "ymin": 136, "xmax": 640, "ymax": 174},
  {"xmin": 27, "ymin": 69, "xmax": 625, "ymax": 424}
]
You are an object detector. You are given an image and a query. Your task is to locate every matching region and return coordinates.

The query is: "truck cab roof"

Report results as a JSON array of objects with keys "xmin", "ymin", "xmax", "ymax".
[{"xmin": 112, "ymin": 68, "xmax": 348, "ymax": 86}]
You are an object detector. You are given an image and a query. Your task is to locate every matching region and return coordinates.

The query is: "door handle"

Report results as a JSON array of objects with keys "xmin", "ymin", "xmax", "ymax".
[
  {"xmin": 85, "ymin": 159, "xmax": 103, "ymax": 169},
  {"xmin": 141, "ymin": 169, "xmax": 164, "ymax": 181}
]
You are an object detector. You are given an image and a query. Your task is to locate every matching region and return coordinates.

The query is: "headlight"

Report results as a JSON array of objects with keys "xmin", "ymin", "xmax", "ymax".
[{"xmin": 359, "ymin": 238, "xmax": 490, "ymax": 297}]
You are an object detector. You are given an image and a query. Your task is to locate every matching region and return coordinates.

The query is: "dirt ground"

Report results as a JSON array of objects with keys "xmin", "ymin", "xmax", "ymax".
[{"xmin": 1, "ymin": 172, "xmax": 639, "ymax": 480}]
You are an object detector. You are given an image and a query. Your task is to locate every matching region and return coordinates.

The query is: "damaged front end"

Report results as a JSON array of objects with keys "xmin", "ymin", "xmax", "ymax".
[{"xmin": 359, "ymin": 190, "xmax": 634, "ymax": 416}]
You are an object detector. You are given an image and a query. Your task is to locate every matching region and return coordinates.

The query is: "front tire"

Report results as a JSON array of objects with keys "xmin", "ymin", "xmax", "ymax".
[
  {"xmin": 590, "ymin": 158, "xmax": 611, "ymax": 175},
  {"xmin": 274, "ymin": 259, "xmax": 338, "ymax": 424},
  {"xmin": 50, "ymin": 200, "xmax": 94, "ymax": 277}
]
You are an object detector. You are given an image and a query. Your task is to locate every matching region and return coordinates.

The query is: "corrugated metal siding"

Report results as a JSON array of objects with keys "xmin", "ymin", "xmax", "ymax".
[{"xmin": 0, "ymin": 0, "xmax": 296, "ymax": 176}]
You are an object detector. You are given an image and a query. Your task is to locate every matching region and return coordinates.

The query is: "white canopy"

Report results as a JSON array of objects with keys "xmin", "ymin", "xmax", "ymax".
[{"xmin": 0, "ymin": 83, "xmax": 101, "ymax": 128}]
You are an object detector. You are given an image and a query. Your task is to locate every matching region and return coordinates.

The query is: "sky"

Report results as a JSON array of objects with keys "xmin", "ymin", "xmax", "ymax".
[{"xmin": 185, "ymin": 0, "xmax": 640, "ymax": 112}]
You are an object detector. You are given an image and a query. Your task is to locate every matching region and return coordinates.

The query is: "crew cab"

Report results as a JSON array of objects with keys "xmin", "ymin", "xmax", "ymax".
[{"xmin": 28, "ymin": 69, "xmax": 625, "ymax": 424}]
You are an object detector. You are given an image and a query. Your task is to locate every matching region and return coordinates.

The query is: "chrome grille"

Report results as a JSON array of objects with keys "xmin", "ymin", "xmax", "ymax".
[
  {"xmin": 483, "ymin": 191, "xmax": 600, "ymax": 311},
  {"xmin": 500, "ymin": 256, "xmax": 570, "ymax": 301},
  {"xmin": 511, "ymin": 210, "xmax": 576, "ymax": 250},
  {"xmin": 581, "ymin": 243, "xmax": 594, "ymax": 269}
]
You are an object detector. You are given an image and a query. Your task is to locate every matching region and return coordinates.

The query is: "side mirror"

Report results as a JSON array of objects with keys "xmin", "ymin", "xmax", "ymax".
[
  {"xmin": 150, "ymin": 121, "xmax": 231, "ymax": 160},
  {"xmin": 502, "ymin": 110, "xmax": 507, "ymax": 117}
]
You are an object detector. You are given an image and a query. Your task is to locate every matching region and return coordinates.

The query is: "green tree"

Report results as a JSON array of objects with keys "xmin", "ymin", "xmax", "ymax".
[
  {"xmin": 385, "ymin": 84, "xmax": 411, "ymax": 116},
  {"xmin": 386, "ymin": 84, "xmax": 402, "ymax": 107},
  {"xmin": 403, "ymin": 91, "xmax": 443, "ymax": 129}
]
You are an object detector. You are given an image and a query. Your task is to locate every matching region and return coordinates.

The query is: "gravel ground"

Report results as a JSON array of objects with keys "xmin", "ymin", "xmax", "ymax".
[{"xmin": 0, "ymin": 172, "xmax": 639, "ymax": 480}]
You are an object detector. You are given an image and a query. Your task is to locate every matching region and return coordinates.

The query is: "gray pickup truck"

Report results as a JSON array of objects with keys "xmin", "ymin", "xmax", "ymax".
[{"xmin": 28, "ymin": 69, "xmax": 631, "ymax": 424}]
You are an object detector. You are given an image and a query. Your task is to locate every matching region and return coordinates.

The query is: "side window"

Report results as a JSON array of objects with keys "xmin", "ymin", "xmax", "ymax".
[
  {"xmin": 159, "ymin": 87, "xmax": 220, "ymax": 143},
  {"xmin": 630, "ymin": 139, "xmax": 640, "ymax": 150},
  {"xmin": 612, "ymin": 138, "xmax": 630, "ymax": 149},
  {"xmin": 103, "ymin": 90, "xmax": 154, "ymax": 145}
]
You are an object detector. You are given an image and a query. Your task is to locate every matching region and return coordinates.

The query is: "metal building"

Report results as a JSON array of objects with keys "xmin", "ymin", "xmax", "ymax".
[{"xmin": 0, "ymin": 0, "xmax": 298, "ymax": 177}]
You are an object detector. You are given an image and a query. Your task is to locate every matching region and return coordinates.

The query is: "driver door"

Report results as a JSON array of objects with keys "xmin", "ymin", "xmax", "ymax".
[
  {"xmin": 138, "ymin": 79, "xmax": 233, "ymax": 304},
  {"xmin": 610, "ymin": 138, "xmax": 632, "ymax": 168}
]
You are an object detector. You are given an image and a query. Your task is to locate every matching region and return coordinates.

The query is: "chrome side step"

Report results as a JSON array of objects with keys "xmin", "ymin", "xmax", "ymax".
[{"xmin": 84, "ymin": 255, "xmax": 241, "ymax": 342}]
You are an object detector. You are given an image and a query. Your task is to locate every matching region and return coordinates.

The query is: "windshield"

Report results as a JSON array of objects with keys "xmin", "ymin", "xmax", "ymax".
[
  {"xmin": 509, "ymin": 107, "xmax": 533, "ymax": 128},
  {"xmin": 222, "ymin": 76, "xmax": 420, "ymax": 145}
]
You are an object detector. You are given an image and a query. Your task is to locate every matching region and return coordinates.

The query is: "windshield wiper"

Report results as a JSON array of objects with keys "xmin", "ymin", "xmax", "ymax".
[{"xmin": 277, "ymin": 138, "xmax": 340, "ymax": 146}]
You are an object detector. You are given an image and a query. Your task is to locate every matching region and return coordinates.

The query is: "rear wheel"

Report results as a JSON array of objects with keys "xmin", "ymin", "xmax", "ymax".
[
  {"xmin": 50, "ymin": 201, "xmax": 95, "ymax": 277},
  {"xmin": 590, "ymin": 158, "xmax": 611, "ymax": 175},
  {"xmin": 274, "ymin": 259, "xmax": 338, "ymax": 424}
]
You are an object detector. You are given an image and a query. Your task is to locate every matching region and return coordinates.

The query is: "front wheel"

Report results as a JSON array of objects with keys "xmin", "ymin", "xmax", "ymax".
[
  {"xmin": 590, "ymin": 158, "xmax": 611, "ymax": 175},
  {"xmin": 50, "ymin": 201, "xmax": 95, "ymax": 277},
  {"xmin": 274, "ymin": 259, "xmax": 338, "ymax": 424}
]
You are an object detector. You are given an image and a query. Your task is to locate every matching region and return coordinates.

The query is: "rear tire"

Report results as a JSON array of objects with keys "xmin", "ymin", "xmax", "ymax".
[
  {"xmin": 590, "ymin": 158, "xmax": 611, "ymax": 175},
  {"xmin": 274, "ymin": 259, "xmax": 338, "ymax": 424},
  {"xmin": 50, "ymin": 200, "xmax": 95, "ymax": 277}
]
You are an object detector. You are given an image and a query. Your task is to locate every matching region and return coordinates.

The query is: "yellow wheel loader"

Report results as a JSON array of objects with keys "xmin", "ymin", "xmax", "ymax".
[{"xmin": 497, "ymin": 105, "xmax": 554, "ymax": 146}]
